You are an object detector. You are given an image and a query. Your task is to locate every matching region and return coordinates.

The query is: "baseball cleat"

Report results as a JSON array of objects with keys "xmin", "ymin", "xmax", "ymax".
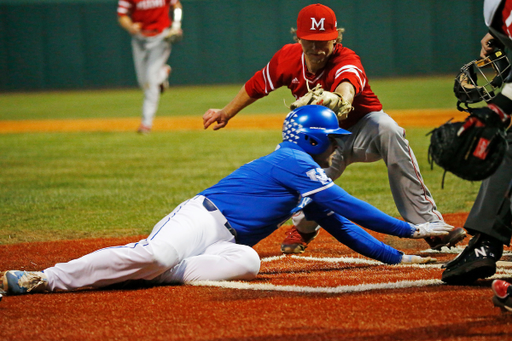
[
  {"xmin": 137, "ymin": 124, "xmax": 151, "ymax": 134},
  {"xmin": 2, "ymin": 270, "xmax": 48, "ymax": 295},
  {"xmin": 441, "ymin": 233, "xmax": 502, "ymax": 284},
  {"xmin": 425, "ymin": 227, "xmax": 466, "ymax": 251},
  {"xmin": 281, "ymin": 225, "xmax": 319, "ymax": 254},
  {"xmin": 492, "ymin": 279, "xmax": 512, "ymax": 299},
  {"xmin": 492, "ymin": 280, "xmax": 512, "ymax": 312}
]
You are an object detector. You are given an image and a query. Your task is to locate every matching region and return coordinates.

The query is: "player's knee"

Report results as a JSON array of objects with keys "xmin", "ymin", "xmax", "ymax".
[
  {"xmin": 232, "ymin": 246, "xmax": 261, "ymax": 280},
  {"xmin": 376, "ymin": 116, "xmax": 402, "ymax": 136},
  {"xmin": 151, "ymin": 244, "xmax": 180, "ymax": 270}
]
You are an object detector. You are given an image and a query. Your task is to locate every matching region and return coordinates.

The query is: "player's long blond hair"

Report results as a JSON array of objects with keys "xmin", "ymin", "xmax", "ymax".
[{"xmin": 290, "ymin": 27, "xmax": 344, "ymax": 43}]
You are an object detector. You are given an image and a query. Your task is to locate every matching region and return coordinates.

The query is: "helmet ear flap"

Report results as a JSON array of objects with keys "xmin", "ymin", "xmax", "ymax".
[{"xmin": 304, "ymin": 135, "xmax": 319, "ymax": 146}]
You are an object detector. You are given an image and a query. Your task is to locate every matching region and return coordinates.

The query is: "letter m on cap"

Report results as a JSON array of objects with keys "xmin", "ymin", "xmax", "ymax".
[{"xmin": 310, "ymin": 17, "xmax": 326, "ymax": 31}]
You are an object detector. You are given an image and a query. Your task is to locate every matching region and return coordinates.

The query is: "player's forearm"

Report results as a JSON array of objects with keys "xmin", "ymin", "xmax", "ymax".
[
  {"xmin": 312, "ymin": 186, "xmax": 413, "ymax": 238},
  {"xmin": 334, "ymin": 81, "xmax": 355, "ymax": 104},
  {"xmin": 222, "ymin": 86, "xmax": 258, "ymax": 119},
  {"xmin": 304, "ymin": 206, "xmax": 403, "ymax": 264},
  {"xmin": 118, "ymin": 15, "xmax": 139, "ymax": 35}
]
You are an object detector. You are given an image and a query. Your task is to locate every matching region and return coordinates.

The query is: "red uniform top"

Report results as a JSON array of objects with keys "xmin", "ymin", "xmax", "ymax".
[
  {"xmin": 244, "ymin": 43, "xmax": 382, "ymax": 129},
  {"xmin": 117, "ymin": 0, "xmax": 178, "ymax": 35},
  {"xmin": 498, "ymin": 0, "xmax": 512, "ymax": 39}
]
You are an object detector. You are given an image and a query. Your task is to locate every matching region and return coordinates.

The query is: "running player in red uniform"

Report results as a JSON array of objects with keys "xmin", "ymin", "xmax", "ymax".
[
  {"xmin": 203, "ymin": 3, "xmax": 466, "ymax": 253},
  {"xmin": 117, "ymin": 0, "xmax": 183, "ymax": 133}
]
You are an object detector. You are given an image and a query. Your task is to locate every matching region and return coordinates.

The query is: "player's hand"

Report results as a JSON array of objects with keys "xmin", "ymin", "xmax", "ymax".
[
  {"xmin": 409, "ymin": 221, "xmax": 454, "ymax": 239},
  {"xmin": 400, "ymin": 255, "xmax": 437, "ymax": 264},
  {"xmin": 203, "ymin": 109, "xmax": 230, "ymax": 130},
  {"xmin": 480, "ymin": 33, "xmax": 495, "ymax": 58},
  {"xmin": 165, "ymin": 27, "xmax": 183, "ymax": 43},
  {"xmin": 130, "ymin": 22, "xmax": 142, "ymax": 35}
]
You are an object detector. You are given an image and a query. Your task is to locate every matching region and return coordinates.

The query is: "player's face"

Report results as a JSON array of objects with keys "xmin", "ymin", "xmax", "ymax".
[
  {"xmin": 312, "ymin": 137, "xmax": 338, "ymax": 168},
  {"xmin": 299, "ymin": 39, "xmax": 336, "ymax": 69}
]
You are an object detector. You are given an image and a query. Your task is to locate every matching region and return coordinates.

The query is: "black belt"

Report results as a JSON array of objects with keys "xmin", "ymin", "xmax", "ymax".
[{"xmin": 202, "ymin": 197, "xmax": 238, "ymax": 242}]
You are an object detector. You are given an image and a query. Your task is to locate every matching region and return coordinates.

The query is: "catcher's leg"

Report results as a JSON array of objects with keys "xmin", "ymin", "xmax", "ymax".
[{"xmin": 464, "ymin": 133, "xmax": 512, "ymax": 244}]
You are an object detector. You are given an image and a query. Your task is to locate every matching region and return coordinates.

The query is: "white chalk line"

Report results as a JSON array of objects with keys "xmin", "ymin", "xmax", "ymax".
[
  {"xmin": 188, "ymin": 255, "xmax": 512, "ymax": 294},
  {"xmin": 189, "ymin": 278, "xmax": 444, "ymax": 294}
]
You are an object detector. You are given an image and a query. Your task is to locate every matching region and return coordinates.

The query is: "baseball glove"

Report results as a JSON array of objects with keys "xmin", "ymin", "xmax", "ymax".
[
  {"xmin": 290, "ymin": 84, "xmax": 353, "ymax": 120},
  {"xmin": 428, "ymin": 107, "xmax": 507, "ymax": 185},
  {"xmin": 165, "ymin": 27, "xmax": 183, "ymax": 43}
]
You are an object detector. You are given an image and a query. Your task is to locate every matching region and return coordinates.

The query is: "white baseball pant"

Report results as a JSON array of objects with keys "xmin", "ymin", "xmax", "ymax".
[
  {"xmin": 44, "ymin": 196, "xmax": 260, "ymax": 291},
  {"xmin": 131, "ymin": 29, "xmax": 172, "ymax": 128}
]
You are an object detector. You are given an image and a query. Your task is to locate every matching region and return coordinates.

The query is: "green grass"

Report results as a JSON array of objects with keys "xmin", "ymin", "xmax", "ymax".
[
  {"xmin": 0, "ymin": 86, "xmax": 295, "ymax": 121},
  {"xmin": 0, "ymin": 75, "xmax": 459, "ymax": 121},
  {"xmin": 0, "ymin": 76, "xmax": 481, "ymax": 244},
  {"xmin": 0, "ymin": 131, "xmax": 282, "ymax": 244}
]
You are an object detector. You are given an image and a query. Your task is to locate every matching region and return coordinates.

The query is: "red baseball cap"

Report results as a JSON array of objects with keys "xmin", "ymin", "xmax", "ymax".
[{"xmin": 296, "ymin": 4, "xmax": 338, "ymax": 41}]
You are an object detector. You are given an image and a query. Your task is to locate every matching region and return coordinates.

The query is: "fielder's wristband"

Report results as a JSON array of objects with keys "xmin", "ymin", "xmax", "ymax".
[{"xmin": 172, "ymin": 7, "xmax": 182, "ymax": 30}]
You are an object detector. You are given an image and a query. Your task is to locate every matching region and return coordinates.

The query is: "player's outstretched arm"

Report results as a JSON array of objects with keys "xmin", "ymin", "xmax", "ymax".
[
  {"xmin": 305, "ymin": 207, "xmax": 403, "ymax": 264},
  {"xmin": 303, "ymin": 202, "xmax": 438, "ymax": 264},
  {"xmin": 311, "ymin": 185, "xmax": 453, "ymax": 238},
  {"xmin": 203, "ymin": 86, "xmax": 257, "ymax": 130}
]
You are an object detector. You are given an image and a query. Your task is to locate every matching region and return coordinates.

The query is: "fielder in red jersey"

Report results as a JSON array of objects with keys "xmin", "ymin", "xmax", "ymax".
[
  {"xmin": 203, "ymin": 3, "xmax": 466, "ymax": 254},
  {"xmin": 244, "ymin": 43, "xmax": 381, "ymax": 129},
  {"xmin": 117, "ymin": 0, "xmax": 183, "ymax": 133},
  {"xmin": 118, "ymin": 0, "xmax": 173, "ymax": 34}
]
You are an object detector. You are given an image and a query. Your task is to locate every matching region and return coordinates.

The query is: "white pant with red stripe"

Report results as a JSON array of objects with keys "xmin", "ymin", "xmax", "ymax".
[
  {"xmin": 131, "ymin": 29, "xmax": 172, "ymax": 128},
  {"xmin": 294, "ymin": 111, "xmax": 442, "ymax": 232},
  {"xmin": 44, "ymin": 196, "xmax": 260, "ymax": 291}
]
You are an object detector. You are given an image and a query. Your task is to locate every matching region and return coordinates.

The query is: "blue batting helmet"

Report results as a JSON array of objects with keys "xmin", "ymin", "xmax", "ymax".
[{"xmin": 282, "ymin": 105, "xmax": 351, "ymax": 155}]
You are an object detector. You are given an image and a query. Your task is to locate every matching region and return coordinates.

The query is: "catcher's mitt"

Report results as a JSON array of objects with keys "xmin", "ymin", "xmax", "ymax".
[
  {"xmin": 428, "ymin": 107, "xmax": 507, "ymax": 186},
  {"xmin": 290, "ymin": 84, "xmax": 353, "ymax": 120}
]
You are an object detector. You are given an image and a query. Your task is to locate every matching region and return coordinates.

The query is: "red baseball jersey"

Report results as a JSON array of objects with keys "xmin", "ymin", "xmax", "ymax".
[
  {"xmin": 244, "ymin": 43, "xmax": 382, "ymax": 128},
  {"xmin": 117, "ymin": 0, "xmax": 179, "ymax": 34}
]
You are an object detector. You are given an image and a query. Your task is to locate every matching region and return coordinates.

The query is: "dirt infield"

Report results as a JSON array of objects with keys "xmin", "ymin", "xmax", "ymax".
[
  {"xmin": 2, "ymin": 213, "xmax": 512, "ymax": 340},
  {"xmin": 0, "ymin": 108, "xmax": 468, "ymax": 133}
]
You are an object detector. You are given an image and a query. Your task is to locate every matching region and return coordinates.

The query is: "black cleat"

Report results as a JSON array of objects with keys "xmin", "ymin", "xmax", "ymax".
[{"xmin": 441, "ymin": 233, "xmax": 503, "ymax": 284}]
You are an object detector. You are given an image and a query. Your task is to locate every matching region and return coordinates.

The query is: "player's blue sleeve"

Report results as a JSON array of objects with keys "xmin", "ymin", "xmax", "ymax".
[
  {"xmin": 310, "ymin": 184, "xmax": 414, "ymax": 238},
  {"xmin": 303, "ymin": 203, "xmax": 403, "ymax": 264}
]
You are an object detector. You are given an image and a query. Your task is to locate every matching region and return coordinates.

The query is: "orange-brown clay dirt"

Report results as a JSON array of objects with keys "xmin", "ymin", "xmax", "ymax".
[
  {"xmin": 0, "ymin": 108, "xmax": 468, "ymax": 133},
  {"xmin": 1, "ymin": 111, "xmax": 511, "ymax": 341}
]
